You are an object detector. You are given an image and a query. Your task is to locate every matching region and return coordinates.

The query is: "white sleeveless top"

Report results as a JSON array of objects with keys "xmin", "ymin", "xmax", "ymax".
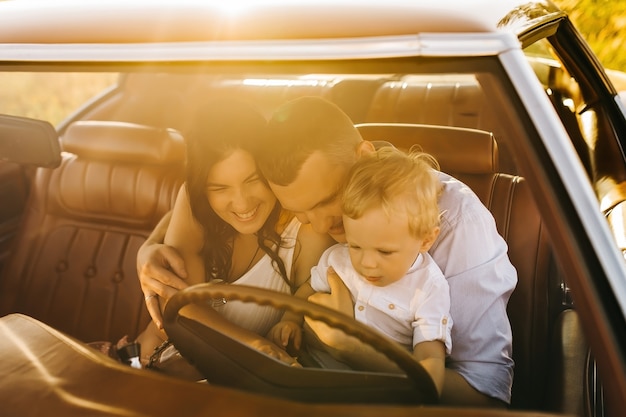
[{"xmin": 213, "ymin": 217, "xmax": 301, "ymax": 336}]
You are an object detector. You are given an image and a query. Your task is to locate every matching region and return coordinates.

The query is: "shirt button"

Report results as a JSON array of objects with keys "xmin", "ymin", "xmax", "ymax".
[
  {"xmin": 388, "ymin": 304, "xmax": 395, "ymax": 310},
  {"xmin": 442, "ymin": 318, "xmax": 448, "ymax": 325},
  {"xmin": 358, "ymin": 305, "xmax": 365, "ymax": 311}
]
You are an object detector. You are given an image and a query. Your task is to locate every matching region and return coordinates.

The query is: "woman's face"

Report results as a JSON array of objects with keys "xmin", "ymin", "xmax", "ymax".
[{"xmin": 205, "ymin": 149, "xmax": 277, "ymax": 235}]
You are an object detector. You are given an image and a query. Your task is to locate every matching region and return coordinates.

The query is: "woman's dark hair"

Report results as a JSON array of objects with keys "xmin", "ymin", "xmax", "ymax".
[{"xmin": 184, "ymin": 100, "xmax": 290, "ymax": 289}]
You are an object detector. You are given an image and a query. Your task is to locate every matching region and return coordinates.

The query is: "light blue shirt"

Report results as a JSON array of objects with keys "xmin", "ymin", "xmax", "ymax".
[{"xmin": 431, "ymin": 172, "xmax": 516, "ymax": 403}]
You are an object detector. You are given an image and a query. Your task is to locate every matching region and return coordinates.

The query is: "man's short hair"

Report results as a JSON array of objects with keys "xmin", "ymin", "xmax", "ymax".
[{"xmin": 257, "ymin": 96, "xmax": 363, "ymax": 186}]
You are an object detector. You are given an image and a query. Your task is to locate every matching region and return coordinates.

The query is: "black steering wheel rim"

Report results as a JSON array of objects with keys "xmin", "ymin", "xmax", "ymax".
[{"xmin": 163, "ymin": 282, "xmax": 438, "ymax": 404}]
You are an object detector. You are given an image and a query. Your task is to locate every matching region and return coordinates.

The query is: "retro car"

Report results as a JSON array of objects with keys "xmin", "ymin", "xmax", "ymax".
[{"xmin": 0, "ymin": 0, "xmax": 624, "ymax": 416}]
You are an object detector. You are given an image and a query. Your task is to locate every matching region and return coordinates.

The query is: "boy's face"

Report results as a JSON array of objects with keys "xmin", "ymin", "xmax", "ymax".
[
  {"xmin": 343, "ymin": 206, "xmax": 432, "ymax": 287},
  {"xmin": 269, "ymin": 151, "xmax": 349, "ymax": 243}
]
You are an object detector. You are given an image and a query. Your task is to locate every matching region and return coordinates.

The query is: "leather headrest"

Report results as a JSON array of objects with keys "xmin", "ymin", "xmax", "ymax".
[
  {"xmin": 355, "ymin": 123, "xmax": 498, "ymax": 174},
  {"xmin": 62, "ymin": 121, "xmax": 185, "ymax": 164}
]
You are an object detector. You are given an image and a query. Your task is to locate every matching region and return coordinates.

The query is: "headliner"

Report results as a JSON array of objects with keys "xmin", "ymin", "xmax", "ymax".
[{"xmin": 0, "ymin": 0, "xmax": 559, "ymax": 44}]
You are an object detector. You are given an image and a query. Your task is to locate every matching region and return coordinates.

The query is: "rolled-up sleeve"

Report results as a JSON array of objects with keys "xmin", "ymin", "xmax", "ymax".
[{"xmin": 412, "ymin": 274, "xmax": 453, "ymax": 354}]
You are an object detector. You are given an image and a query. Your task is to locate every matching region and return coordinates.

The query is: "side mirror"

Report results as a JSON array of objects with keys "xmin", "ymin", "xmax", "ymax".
[{"xmin": 0, "ymin": 114, "xmax": 61, "ymax": 168}]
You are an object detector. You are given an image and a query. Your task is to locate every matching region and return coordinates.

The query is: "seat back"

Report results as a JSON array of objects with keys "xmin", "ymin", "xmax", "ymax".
[
  {"xmin": 356, "ymin": 123, "xmax": 499, "ymax": 205},
  {"xmin": 356, "ymin": 123, "xmax": 561, "ymax": 410},
  {"xmin": 77, "ymin": 74, "xmax": 386, "ymax": 135},
  {"xmin": 365, "ymin": 75, "xmax": 517, "ymax": 174},
  {"xmin": 0, "ymin": 121, "xmax": 185, "ymax": 342}
]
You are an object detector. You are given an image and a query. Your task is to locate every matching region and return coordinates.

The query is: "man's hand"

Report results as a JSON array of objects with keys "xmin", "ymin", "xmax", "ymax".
[
  {"xmin": 137, "ymin": 242, "xmax": 189, "ymax": 329},
  {"xmin": 267, "ymin": 320, "xmax": 303, "ymax": 356}
]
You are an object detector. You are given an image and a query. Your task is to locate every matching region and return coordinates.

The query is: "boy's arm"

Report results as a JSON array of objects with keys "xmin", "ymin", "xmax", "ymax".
[
  {"xmin": 267, "ymin": 228, "xmax": 334, "ymax": 351},
  {"xmin": 266, "ymin": 281, "xmax": 315, "ymax": 353},
  {"xmin": 412, "ymin": 340, "xmax": 446, "ymax": 396},
  {"xmin": 304, "ymin": 268, "xmax": 401, "ymax": 372},
  {"xmin": 282, "ymin": 281, "xmax": 316, "ymax": 325}
]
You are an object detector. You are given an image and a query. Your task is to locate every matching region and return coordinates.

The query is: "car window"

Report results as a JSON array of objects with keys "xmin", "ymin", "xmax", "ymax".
[
  {"xmin": 523, "ymin": 27, "xmax": 626, "ymax": 263},
  {"xmin": 0, "ymin": 72, "xmax": 117, "ymax": 127}
]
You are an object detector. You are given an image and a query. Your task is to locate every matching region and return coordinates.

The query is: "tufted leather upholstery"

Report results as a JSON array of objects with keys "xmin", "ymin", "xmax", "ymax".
[
  {"xmin": 364, "ymin": 75, "xmax": 517, "ymax": 174},
  {"xmin": 73, "ymin": 74, "xmax": 387, "ymax": 136},
  {"xmin": 0, "ymin": 121, "xmax": 185, "ymax": 342},
  {"xmin": 356, "ymin": 123, "xmax": 499, "ymax": 203}
]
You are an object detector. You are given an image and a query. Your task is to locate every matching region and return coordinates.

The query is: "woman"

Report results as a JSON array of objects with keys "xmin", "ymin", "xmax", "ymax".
[{"xmin": 135, "ymin": 100, "xmax": 333, "ymax": 366}]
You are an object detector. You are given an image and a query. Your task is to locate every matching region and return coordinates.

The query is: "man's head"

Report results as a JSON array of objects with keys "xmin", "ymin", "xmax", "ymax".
[{"xmin": 256, "ymin": 96, "xmax": 373, "ymax": 242}]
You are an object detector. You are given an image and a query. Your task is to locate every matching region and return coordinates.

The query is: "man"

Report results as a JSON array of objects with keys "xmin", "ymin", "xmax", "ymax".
[{"xmin": 137, "ymin": 97, "xmax": 516, "ymax": 407}]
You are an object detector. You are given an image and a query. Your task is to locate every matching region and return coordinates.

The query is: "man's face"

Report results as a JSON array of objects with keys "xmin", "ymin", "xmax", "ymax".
[{"xmin": 269, "ymin": 151, "xmax": 350, "ymax": 243}]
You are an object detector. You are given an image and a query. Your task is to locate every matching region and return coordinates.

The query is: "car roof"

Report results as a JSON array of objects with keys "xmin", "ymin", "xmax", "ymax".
[{"xmin": 0, "ymin": 0, "xmax": 561, "ymax": 44}]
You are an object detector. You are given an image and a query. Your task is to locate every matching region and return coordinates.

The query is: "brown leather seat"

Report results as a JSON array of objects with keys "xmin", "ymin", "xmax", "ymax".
[
  {"xmin": 364, "ymin": 75, "xmax": 517, "ymax": 174},
  {"xmin": 76, "ymin": 74, "xmax": 385, "ymax": 134},
  {"xmin": 356, "ymin": 123, "xmax": 499, "ymax": 205},
  {"xmin": 356, "ymin": 123, "xmax": 564, "ymax": 411},
  {"xmin": 0, "ymin": 121, "xmax": 185, "ymax": 343}
]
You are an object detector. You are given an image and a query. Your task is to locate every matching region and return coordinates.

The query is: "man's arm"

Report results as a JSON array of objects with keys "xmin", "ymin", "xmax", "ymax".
[
  {"xmin": 433, "ymin": 173, "xmax": 516, "ymax": 406},
  {"xmin": 137, "ymin": 210, "xmax": 189, "ymax": 329}
]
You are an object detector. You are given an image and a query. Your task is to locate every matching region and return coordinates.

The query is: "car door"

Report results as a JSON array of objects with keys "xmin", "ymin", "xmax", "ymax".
[
  {"xmin": 0, "ymin": 161, "xmax": 29, "ymax": 273},
  {"xmin": 0, "ymin": 115, "xmax": 60, "ymax": 274},
  {"xmin": 509, "ymin": 16, "xmax": 626, "ymax": 417}
]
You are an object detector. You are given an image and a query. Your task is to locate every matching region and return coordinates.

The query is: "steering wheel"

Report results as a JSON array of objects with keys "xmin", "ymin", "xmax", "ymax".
[{"xmin": 163, "ymin": 282, "xmax": 438, "ymax": 405}]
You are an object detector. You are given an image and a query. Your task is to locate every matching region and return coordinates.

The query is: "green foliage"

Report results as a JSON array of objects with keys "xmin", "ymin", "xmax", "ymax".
[{"xmin": 554, "ymin": 0, "xmax": 626, "ymax": 71}]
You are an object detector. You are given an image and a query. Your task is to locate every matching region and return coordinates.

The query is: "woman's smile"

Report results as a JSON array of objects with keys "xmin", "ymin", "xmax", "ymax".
[
  {"xmin": 206, "ymin": 149, "xmax": 278, "ymax": 234},
  {"xmin": 233, "ymin": 205, "xmax": 259, "ymax": 221}
]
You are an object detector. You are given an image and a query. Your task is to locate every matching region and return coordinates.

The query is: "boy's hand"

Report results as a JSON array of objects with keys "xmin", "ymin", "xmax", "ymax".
[
  {"xmin": 305, "ymin": 267, "xmax": 354, "ymax": 347},
  {"xmin": 267, "ymin": 320, "xmax": 303, "ymax": 356},
  {"xmin": 247, "ymin": 336, "xmax": 301, "ymax": 367},
  {"xmin": 307, "ymin": 267, "xmax": 354, "ymax": 317}
]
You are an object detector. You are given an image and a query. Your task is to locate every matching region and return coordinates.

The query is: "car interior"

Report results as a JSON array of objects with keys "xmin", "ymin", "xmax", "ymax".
[{"xmin": 0, "ymin": 68, "xmax": 593, "ymax": 415}]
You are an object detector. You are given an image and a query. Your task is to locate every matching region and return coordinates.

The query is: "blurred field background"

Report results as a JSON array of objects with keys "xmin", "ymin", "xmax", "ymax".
[
  {"xmin": 0, "ymin": 72, "xmax": 117, "ymax": 126},
  {"xmin": 554, "ymin": 0, "xmax": 626, "ymax": 72},
  {"xmin": 0, "ymin": 0, "xmax": 623, "ymax": 126}
]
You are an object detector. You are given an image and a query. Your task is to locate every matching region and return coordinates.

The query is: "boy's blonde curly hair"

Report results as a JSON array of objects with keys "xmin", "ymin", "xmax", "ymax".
[{"xmin": 342, "ymin": 146, "xmax": 442, "ymax": 239}]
